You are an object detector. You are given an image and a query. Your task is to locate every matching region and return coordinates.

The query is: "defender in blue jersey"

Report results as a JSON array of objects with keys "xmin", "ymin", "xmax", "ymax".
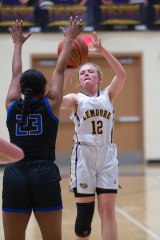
[
  {"xmin": 61, "ymin": 32, "xmax": 126, "ymax": 239},
  {"xmin": 2, "ymin": 18, "xmax": 83, "ymax": 240}
]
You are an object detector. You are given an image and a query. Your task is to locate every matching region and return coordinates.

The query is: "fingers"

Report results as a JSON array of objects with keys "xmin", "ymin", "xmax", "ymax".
[
  {"xmin": 59, "ymin": 16, "xmax": 85, "ymax": 40},
  {"xmin": 69, "ymin": 16, "xmax": 81, "ymax": 27},
  {"xmin": 92, "ymin": 31, "xmax": 98, "ymax": 42},
  {"xmin": 10, "ymin": 23, "xmax": 16, "ymax": 34},
  {"xmin": 25, "ymin": 32, "xmax": 32, "ymax": 40},
  {"xmin": 10, "ymin": 19, "xmax": 23, "ymax": 33},
  {"xmin": 91, "ymin": 31, "xmax": 101, "ymax": 45},
  {"xmin": 60, "ymin": 16, "xmax": 85, "ymax": 35},
  {"xmin": 69, "ymin": 16, "xmax": 85, "ymax": 32},
  {"xmin": 20, "ymin": 19, "xmax": 23, "ymax": 28},
  {"xmin": 69, "ymin": 16, "xmax": 73, "ymax": 26},
  {"xmin": 59, "ymin": 26, "xmax": 66, "ymax": 36},
  {"xmin": 10, "ymin": 19, "xmax": 32, "ymax": 43},
  {"xmin": 77, "ymin": 18, "xmax": 85, "ymax": 32},
  {"xmin": 73, "ymin": 16, "xmax": 79, "ymax": 26}
]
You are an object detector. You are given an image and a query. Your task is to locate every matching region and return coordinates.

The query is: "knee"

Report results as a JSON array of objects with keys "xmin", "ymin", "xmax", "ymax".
[{"xmin": 75, "ymin": 202, "xmax": 95, "ymax": 238}]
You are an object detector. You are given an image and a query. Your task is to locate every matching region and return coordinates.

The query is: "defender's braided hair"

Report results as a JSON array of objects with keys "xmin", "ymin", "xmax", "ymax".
[
  {"xmin": 18, "ymin": 88, "xmax": 33, "ymax": 126},
  {"xmin": 17, "ymin": 69, "xmax": 47, "ymax": 126}
]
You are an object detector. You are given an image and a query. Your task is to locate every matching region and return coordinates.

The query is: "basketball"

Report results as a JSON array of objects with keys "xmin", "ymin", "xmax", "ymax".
[{"xmin": 57, "ymin": 37, "xmax": 88, "ymax": 68}]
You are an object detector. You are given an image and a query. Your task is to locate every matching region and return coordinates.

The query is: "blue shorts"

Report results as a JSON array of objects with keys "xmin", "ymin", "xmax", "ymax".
[{"xmin": 2, "ymin": 160, "xmax": 63, "ymax": 213}]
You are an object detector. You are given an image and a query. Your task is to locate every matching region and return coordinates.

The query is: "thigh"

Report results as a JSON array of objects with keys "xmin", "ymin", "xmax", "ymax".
[
  {"xmin": 3, "ymin": 212, "xmax": 31, "ymax": 240},
  {"xmin": 97, "ymin": 163, "xmax": 119, "ymax": 190},
  {"xmin": 97, "ymin": 144, "xmax": 119, "ymax": 190},
  {"xmin": 2, "ymin": 164, "xmax": 32, "ymax": 212},
  {"xmin": 34, "ymin": 210, "xmax": 62, "ymax": 240},
  {"xmin": 31, "ymin": 161, "xmax": 63, "ymax": 211},
  {"xmin": 97, "ymin": 193, "xmax": 117, "ymax": 217},
  {"xmin": 32, "ymin": 180, "xmax": 63, "ymax": 211},
  {"xmin": 74, "ymin": 188, "xmax": 95, "ymax": 203},
  {"xmin": 70, "ymin": 144, "xmax": 97, "ymax": 194}
]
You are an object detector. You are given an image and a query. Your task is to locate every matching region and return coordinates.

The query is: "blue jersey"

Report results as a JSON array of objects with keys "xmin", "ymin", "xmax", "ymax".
[{"xmin": 6, "ymin": 97, "xmax": 59, "ymax": 161}]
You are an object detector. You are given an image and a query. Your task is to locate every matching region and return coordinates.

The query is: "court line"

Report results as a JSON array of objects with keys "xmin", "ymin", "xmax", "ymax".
[{"xmin": 116, "ymin": 206, "xmax": 160, "ymax": 240}]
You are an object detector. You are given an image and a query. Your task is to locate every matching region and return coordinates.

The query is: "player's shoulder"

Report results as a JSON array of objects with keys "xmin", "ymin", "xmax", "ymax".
[
  {"xmin": 64, "ymin": 93, "xmax": 78, "ymax": 100},
  {"xmin": 63, "ymin": 93, "xmax": 78, "ymax": 109}
]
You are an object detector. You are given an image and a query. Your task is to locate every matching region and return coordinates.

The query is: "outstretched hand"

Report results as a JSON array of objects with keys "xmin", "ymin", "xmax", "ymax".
[
  {"xmin": 59, "ymin": 16, "xmax": 85, "ymax": 41},
  {"xmin": 91, "ymin": 31, "xmax": 103, "ymax": 53},
  {"xmin": 10, "ymin": 20, "xmax": 32, "ymax": 45}
]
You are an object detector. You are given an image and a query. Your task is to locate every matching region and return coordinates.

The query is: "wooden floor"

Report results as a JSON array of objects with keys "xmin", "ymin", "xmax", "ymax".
[{"xmin": 0, "ymin": 162, "xmax": 160, "ymax": 240}]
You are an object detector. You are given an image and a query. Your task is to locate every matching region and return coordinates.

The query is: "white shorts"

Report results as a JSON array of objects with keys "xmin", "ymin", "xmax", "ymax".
[{"xmin": 70, "ymin": 143, "xmax": 119, "ymax": 194}]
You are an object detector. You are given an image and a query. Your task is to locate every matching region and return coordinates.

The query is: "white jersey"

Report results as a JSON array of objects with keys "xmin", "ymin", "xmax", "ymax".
[{"xmin": 70, "ymin": 91, "xmax": 114, "ymax": 146}]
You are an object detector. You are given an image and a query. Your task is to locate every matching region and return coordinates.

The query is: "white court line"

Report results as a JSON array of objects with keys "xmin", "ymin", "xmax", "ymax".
[{"xmin": 116, "ymin": 206, "xmax": 160, "ymax": 240}]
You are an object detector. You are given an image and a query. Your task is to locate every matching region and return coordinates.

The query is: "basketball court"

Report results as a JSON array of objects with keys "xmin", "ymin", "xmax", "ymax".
[
  {"xmin": 0, "ymin": 28, "xmax": 159, "ymax": 240},
  {"xmin": 0, "ymin": 161, "xmax": 160, "ymax": 240}
]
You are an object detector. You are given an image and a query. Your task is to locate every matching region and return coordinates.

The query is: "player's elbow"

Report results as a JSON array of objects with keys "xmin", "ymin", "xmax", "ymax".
[{"xmin": 119, "ymin": 68, "xmax": 127, "ymax": 84}]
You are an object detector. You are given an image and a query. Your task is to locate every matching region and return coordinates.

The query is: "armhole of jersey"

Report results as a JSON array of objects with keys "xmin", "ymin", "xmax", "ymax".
[
  {"xmin": 43, "ymin": 97, "xmax": 59, "ymax": 123},
  {"xmin": 6, "ymin": 100, "xmax": 16, "ymax": 123},
  {"xmin": 70, "ymin": 93, "xmax": 80, "ymax": 121},
  {"xmin": 103, "ymin": 91, "xmax": 113, "ymax": 106},
  {"xmin": 70, "ymin": 112, "xmax": 74, "ymax": 121},
  {"xmin": 102, "ymin": 90, "xmax": 108, "ymax": 97}
]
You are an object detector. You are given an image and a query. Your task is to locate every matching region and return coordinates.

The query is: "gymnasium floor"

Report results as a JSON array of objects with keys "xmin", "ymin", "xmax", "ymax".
[{"xmin": 0, "ymin": 161, "xmax": 160, "ymax": 240}]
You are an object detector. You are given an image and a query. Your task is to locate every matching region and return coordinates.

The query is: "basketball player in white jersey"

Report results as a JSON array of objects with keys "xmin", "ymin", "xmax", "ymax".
[{"xmin": 61, "ymin": 32, "xmax": 126, "ymax": 240}]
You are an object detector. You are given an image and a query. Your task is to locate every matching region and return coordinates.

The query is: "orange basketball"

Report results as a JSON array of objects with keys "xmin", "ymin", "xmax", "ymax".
[{"xmin": 57, "ymin": 37, "xmax": 88, "ymax": 68}]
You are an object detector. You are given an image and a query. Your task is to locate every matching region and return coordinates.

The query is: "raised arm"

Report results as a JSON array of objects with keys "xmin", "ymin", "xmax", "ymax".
[
  {"xmin": 5, "ymin": 20, "xmax": 31, "ymax": 110},
  {"xmin": 46, "ymin": 16, "xmax": 84, "ymax": 117},
  {"xmin": 91, "ymin": 32, "xmax": 126, "ymax": 103}
]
